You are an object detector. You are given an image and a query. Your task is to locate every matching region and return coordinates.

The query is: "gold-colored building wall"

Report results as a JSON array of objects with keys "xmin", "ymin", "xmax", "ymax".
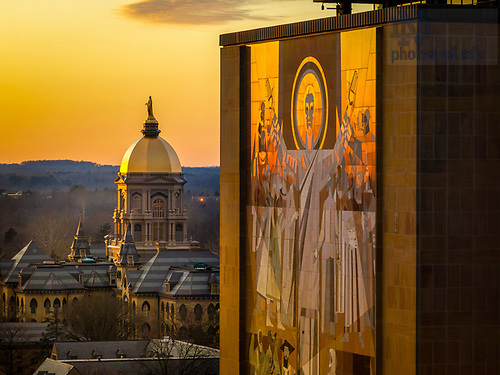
[
  {"xmin": 379, "ymin": 23, "xmax": 418, "ymax": 375},
  {"xmin": 219, "ymin": 45, "xmax": 245, "ymax": 374},
  {"xmin": 220, "ymin": 7, "xmax": 500, "ymax": 374}
]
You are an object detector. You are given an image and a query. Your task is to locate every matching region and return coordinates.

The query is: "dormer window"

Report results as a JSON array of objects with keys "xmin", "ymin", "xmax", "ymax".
[
  {"xmin": 127, "ymin": 255, "xmax": 134, "ymax": 265},
  {"xmin": 211, "ymin": 284, "xmax": 219, "ymax": 295},
  {"xmin": 165, "ymin": 282, "xmax": 171, "ymax": 293},
  {"xmin": 91, "ymin": 349, "xmax": 102, "ymax": 359}
]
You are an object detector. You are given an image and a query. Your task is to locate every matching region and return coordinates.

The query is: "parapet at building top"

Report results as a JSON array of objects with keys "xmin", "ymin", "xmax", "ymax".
[{"xmin": 219, "ymin": 2, "xmax": 499, "ymax": 47}]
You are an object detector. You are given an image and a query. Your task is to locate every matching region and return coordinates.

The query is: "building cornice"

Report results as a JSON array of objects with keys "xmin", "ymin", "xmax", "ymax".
[{"xmin": 219, "ymin": 4, "xmax": 498, "ymax": 47}]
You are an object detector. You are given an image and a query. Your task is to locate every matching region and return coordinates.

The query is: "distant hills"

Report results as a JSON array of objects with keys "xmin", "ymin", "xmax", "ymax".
[{"xmin": 0, "ymin": 160, "xmax": 220, "ymax": 194}]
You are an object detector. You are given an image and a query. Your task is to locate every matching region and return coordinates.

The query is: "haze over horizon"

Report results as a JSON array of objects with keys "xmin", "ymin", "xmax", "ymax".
[{"xmin": 0, "ymin": 0, "xmax": 346, "ymax": 167}]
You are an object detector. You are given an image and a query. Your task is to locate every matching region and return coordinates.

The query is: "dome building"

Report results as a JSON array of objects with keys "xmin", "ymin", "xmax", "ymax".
[{"xmin": 106, "ymin": 98, "xmax": 192, "ymax": 262}]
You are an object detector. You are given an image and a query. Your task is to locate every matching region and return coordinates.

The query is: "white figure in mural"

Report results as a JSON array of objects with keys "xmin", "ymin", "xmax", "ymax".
[{"xmin": 252, "ymin": 81, "xmax": 288, "ymax": 332}]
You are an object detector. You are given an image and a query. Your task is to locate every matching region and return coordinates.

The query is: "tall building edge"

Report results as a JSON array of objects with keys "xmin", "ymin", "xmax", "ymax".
[
  {"xmin": 220, "ymin": 45, "xmax": 243, "ymax": 374},
  {"xmin": 220, "ymin": 4, "xmax": 500, "ymax": 374}
]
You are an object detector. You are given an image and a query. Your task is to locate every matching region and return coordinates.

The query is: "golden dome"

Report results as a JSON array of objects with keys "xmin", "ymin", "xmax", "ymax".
[{"xmin": 120, "ymin": 136, "xmax": 182, "ymax": 174}]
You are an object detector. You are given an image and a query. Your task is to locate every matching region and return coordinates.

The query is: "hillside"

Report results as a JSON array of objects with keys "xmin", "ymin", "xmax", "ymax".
[{"xmin": 0, "ymin": 160, "xmax": 220, "ymax": 194}]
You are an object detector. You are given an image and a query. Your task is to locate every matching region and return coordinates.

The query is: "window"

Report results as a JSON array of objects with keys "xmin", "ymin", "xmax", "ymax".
[
  {"xmin": 175, "ymin": 223, "xmax": 183, "ymax": 242},
  {"xmin": 207, "ymin": 303, "xmax": 215, "ymax": 321},
  {"xmin": 44, "ymin": 298, "xmax": 51, "ymax": 314},
  {"xmin": 153, "ymin": 222, "xmax": 160, "ymax": 242},
  {"xmin": 30, "ymin": 299, "xmax": 37, "ymax": 315},
  {"xmin": 174, "ymin": 191, "xmax": 181, "ymax": 211},
  {"xmin": 194, "ymin": 304, "xmax": 203, "ymax": 322},
  {"xmin": 142, "ymin": 301, "xmax": 150, "ymax": 317},
  {"xmin": 132, "ymin": 193, "xmax": 142, "ymax": 212},
  {"xmin": 127, "ymin": 255, "xmax": 134, "ymax": 265},
  {"xmin": 152, "ymin": 198, "xmax": 166, "ymax": 218},
  {"xmin": 53, "ymin": 298, "xmax": 61, "ymax": 311},
  {"xmin": 179, "ymin": 304, "xmax": 187, "ymax": 321}
]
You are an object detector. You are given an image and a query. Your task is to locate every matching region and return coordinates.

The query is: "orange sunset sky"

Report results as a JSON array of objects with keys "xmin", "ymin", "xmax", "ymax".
[{"xmin": 0, "ymin": 0, "xmax": 339, "ymax": 167}]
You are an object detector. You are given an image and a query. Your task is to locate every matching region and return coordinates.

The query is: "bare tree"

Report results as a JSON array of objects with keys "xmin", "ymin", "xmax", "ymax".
[
  {"xmin": 29, "ymin": 210, "xmax": 75, "ymax": 260},
  {"xmin": 0, "ymin": 323, "xmax": 48, "ymax": 375},
  {"xmin": 162, "ymin": 308, "xmax": 219, "ymax": 349},
  {"xmin": 144, "ymin": 338, "xmax": 219, "ymax": 375},
  {"xmin": 62, "ymin": 293, "xmax": 141, "ymax": 341}
]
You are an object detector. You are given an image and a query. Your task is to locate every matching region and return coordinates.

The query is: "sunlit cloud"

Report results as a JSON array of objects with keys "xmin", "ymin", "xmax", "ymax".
[{"xmin": 119, "ymin": 0, "xmax": 289, "ymax": 25}]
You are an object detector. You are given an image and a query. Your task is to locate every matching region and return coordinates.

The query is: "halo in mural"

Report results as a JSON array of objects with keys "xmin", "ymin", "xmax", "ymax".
[{"xmin": 291, "ymin": 56, "xmax": 328, "ymax": 150}]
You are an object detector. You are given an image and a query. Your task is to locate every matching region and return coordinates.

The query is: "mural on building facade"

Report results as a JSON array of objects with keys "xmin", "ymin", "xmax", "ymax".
[{"xmin": 247, "ymin": 29, "xmax": 377, "ymax": 374}]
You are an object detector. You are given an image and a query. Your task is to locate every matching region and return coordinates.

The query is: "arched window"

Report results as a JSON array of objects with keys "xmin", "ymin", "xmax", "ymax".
[
  {"xmin": 8, "ymin": 297, "xmax": 15, "ymax": 320},
  {"xmin": 30, "ymin": 299, "xmax": 37, "ymax": 315},
  {"xmin": 207, "ymin": 303, "xmax": 215, "ymax": 321},
  {"xmin": 142, "ymin": 301, "xmax": 150, "ymax": 317},
  {"xmin": 62, "ymin": 298, "xmax": 67, "ymax": 306},
  {"xmin": 53, "ymin": 298, "xmax": 61, "ymax": 311},
  {"xmin": 152, "ymin": 198, "xmax": 166, "ymax": 218},
  {"xmin": 133, "ymin": 301, "xmax": 136, "ymax": 317},
  {"xmin": 161, "ymin": 302, "xmax": 165, "ymax": 316},
  {"xmin": 179, "ymin": 304, "xmax": 187, "ymax": 321},
  {"xmin": 72, "ymin": 297, "xmax": 79, "ymax": 305},
  {"xmin": 20, "ymin": 299, "xmax": 24, "ymax": 310},
  {"xmin": 194, "ymin": 304, "xmax": 203, "ymax": 322},
  {"xmin": 166, "ymin": 302, "xmax": 170, "ymax": 318},
  {"xmin": 170, "ymin": 304, "xmax": 175, "ymax": 319},
  {"xmin": 132, "ymin": 193, "xmax": 142, "ymax": 212},
  {"xmin": 44, "ymin": 299, "xmax": 51, "ymax": 314}
]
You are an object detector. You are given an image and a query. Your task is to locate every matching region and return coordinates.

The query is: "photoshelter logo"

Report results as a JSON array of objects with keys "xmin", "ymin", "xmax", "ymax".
[{"xmin": 389, "ymin": 9, "xmax": 490, "ymax": 65}]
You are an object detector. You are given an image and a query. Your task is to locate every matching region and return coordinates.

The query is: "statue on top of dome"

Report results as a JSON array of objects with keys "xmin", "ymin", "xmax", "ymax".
[{"xmin": 146, "ymin": 96, "xmax": 154, "ymax": 117}]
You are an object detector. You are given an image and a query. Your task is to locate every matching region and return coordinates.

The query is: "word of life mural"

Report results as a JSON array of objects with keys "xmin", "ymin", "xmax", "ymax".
[{"xmin": 247, "ymin": 29, "xmax": 376, "ymax": 374}]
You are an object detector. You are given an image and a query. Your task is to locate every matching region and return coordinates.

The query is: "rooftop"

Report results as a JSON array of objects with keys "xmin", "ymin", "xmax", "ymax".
[{"xmin": 219, "ymin": 3, "xmax": 498, "ymax": 46}]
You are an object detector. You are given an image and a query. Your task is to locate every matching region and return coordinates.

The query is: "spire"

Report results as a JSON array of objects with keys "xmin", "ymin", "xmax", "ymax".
[
  {"xmin": 69, "ymin": 219, "xmax": 92, "ymax": 262},
  {"xmin": 123, "ymin": 222, "xmax": 134, "ymax": 243},
  {"xmin": 142, "ymin": 96, "xmax": 161, "ymax": 137},
  {"xmin": 75, "ymin": 218, "xmax": 85, "ymax": 237},
  {"xmin": 117, "ymin": 223, "xmax": 139, "ymax": 266}
]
